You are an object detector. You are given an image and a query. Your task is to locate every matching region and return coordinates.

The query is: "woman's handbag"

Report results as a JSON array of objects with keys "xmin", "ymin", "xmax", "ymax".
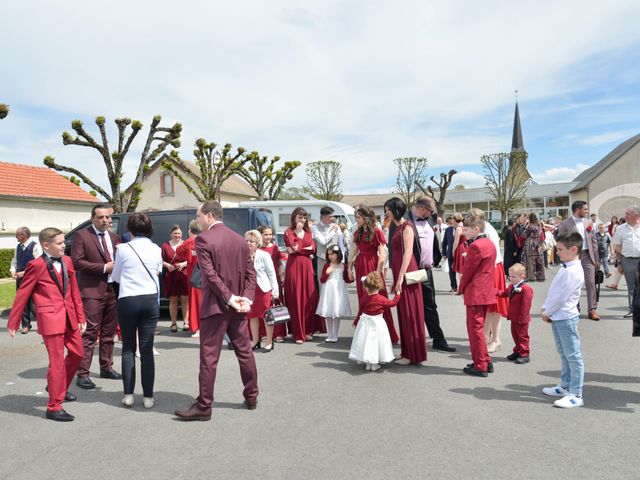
[
  {"xmin": 264, "ymin": 299, "xmax": 290, "ymax": 326},
  {"xmin": 190, "ymin": 265, "xmax": 201, "ymax": 289},
  {"xmin": 404, "ymin": 269, "xmax": 429, "ymax": 285}
]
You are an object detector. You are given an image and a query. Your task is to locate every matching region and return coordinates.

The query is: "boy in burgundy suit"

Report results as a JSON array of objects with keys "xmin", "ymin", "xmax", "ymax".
[
  {"xmin": 458, "ymin": 215, "xmax": 497, "ymax": 377},
  {"xmin": 499, "ymin": 263, "xmax": 534, "ymax": 364},
  {"xmin": 7, "ymin": 228, "xmax": 86, "ymax": 422}
]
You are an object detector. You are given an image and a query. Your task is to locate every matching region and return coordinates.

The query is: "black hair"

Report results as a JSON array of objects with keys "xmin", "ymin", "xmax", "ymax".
[{"xmin": 383, "ymin": 197, "xmax": 406, "ymax": 221}]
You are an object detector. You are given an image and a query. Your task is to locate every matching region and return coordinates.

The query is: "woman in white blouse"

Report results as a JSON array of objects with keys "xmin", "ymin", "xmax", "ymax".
[
  {"xmin": 245, "ymin": 230, "xmax": 279, "ymax": 352},
  {"xmin": 111, "ymin": 213, "xmax": 163, "ymax": 409}
]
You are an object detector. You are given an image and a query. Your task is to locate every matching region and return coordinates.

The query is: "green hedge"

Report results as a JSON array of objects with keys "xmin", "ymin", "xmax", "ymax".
[{"xmin": 0, "ymin": 248, "xmax": 14, "ymax": 278}]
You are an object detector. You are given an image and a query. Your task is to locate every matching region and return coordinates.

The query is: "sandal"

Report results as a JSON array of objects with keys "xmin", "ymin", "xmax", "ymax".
[
  {"xmin": 170, "ymin": 324, "xmax": 178, "ymax": 333},
  {"xmin": 182, "ymin": 324, "xmax": 190, "ymax": 331}
]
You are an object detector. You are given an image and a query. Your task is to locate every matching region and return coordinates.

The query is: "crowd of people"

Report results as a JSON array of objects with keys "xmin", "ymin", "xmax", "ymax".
[{"xmin": 6, "ymin": 199, "xmax": 640, "ymax": 420}]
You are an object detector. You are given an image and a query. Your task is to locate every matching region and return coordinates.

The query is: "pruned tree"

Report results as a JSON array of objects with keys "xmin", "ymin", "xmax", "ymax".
[
  {"xmin": 278, "ymin": 186, "xmax": 315, "ymax": 200},
  {"xmin": 44, "ymin": 115, "xmax": 182, "ymax": 212},
  {"xmin": 161, "ymin": 138, "xmax": 248, "ymax": 202},
  {"xmin": 237, "ymin": 152, "xmax": 302, "ymax": 200},
  {"xmin": 481, "ymin": 151, "xmax": 529, "ymax": 227},
  {"xmin": 393, "ymin": 157, "xmax": 428, "ymax": 209},
  {"xmin": 0, "ymin": 104, "xmax": 9, "ymax": 119},
  {"xmin": 417, "ymin": 169, "xmax": 457, "ymax": 218},
  {"xmin": 306, "ymin": 160, "xmax": 343, "ymax": 201}
]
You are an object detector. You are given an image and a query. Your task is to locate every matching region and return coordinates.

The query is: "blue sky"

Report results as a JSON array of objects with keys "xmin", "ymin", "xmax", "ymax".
[{"xmin": 1, "ymin": 1, "xmax": 639, "ymax": 196}]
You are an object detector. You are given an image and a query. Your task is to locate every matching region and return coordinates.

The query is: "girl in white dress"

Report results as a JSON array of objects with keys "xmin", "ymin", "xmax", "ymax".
[
  {"xmin": 316, "ymin": 245, "xmax": 352, "ymax": 342},
  {"xmin": 349, "ymin": 272, "xmax": 400, "ymax": 371}
]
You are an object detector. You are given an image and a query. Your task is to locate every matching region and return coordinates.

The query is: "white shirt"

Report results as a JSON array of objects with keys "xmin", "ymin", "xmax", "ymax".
[
  {"xmin": 613, "ymin": 222, "xmax": 640, "ymax": 258},
  {"xmin": 541, "ymin": 259, "xmax": 584, "ymax": 320},
  {"xmin": 111, "ymin": 237, "xmax": 163, "ymax": 299},
  {"xmin": 10, "ymin": 239, "xmax": 42, "ymax": 274},
  {"xmin": 484, "ymin": 222, "xmax": 503, "ymax": 264},
  {"xmin": 44, "ymin": 252, "xmax": 62, "ymax": 273},
  {"xmin": 93, "ymin": 225, "xmax": 115, "ymax": 281},
  {"xmin": 253, "ymin": 248, "xmax": 279, "ymax": 297},
  {"xmin": 572, "ymin": 217, "xmax": 588, "ymax": 250},
  {"xmin": 312, "ymin": 222, "xmax": 340, "ymax": 260}
]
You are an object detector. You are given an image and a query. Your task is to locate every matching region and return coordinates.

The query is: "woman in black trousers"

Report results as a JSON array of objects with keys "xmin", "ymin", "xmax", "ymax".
[{"xmin": 111, "ymin": 213, "xmax": 163, "ymax": 409}]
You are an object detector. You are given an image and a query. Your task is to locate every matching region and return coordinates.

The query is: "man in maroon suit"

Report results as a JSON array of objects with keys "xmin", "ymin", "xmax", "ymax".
[
  {"xmin": 72, "ymin": 204, "xmax": 122, "ymax": 389},
  {"xmin": 8, "ymin": 227, "xmax": 86, "ymax": 421},
  {"xmin": 175, "ymin": 200, "xmax": 258, "ymax": 421},
  {"xmin": 458, "ymin": 215, "xmax": 497, "ymax": 377},
  {"xmin": 557, "ymin": 200, "xmax": 600, "ymax": 320}
]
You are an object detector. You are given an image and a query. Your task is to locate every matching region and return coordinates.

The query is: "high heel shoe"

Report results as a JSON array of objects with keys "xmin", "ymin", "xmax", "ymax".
[
  {"xmin": 263, "ymin": 343, "xmax": 274, "ymax": 352},
  {"xmin": 487, "ymin": 341, "xmax": 501, "ymax": 353},
  {"xmin": 251, "ymin": 341, "xmax": 261, "ymax": 351}
]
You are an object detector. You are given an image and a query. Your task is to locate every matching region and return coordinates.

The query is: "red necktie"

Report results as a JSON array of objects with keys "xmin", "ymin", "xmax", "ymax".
[{"xmin": 100, "ymin": 233, "xmax": 112, "ymax": 262}]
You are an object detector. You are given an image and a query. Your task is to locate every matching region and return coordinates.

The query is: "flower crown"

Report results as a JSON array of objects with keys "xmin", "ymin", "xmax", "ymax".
[{"xmin": 332, "ymin": 245, "xmax": 340, "ymax": 252}]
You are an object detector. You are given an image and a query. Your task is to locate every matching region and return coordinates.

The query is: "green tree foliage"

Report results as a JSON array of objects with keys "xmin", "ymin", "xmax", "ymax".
[
  {"xmin": 305, "ymin": 160, "xmax": 343, "ymax": 201},
  {"xmin": 44, "ymin": 115, "xmax": 181, "ymax": 212},
  {"xmin": 237, "ymin": 152, "xmax": 301, "ymax": 200},
  {"xmin": 278, "ymin": 186, "xmax": 315, "ymax": 200},
  {"xmin": 161, "ymin": 139, "xmax": 248, "ymax": 202},
  {"xmin": 481, "ymin": 151, "xmax": 529, "ymax": 227},
  {"xmin": 393, "ymin": 157, "xmax": 428, "ymax": 209}
]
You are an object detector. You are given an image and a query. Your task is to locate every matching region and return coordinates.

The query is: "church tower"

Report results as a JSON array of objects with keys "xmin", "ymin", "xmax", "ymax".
[{"xmin": 508, "ymin": 100, "xmax": 532, "ymax": 181}]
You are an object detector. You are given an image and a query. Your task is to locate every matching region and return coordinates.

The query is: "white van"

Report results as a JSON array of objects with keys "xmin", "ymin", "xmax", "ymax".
[{"xmin": 238, "ymin": 200, "xmax": 356, "ymax": 245}]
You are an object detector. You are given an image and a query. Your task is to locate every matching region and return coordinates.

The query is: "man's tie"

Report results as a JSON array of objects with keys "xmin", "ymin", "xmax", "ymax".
[
  {"xmin": 99, "ymin": 232, "xmax": 113, "ymax": 262},
  {"xmin": 561, "ymin": 262, "xmax": 567, "ymax": 268}
]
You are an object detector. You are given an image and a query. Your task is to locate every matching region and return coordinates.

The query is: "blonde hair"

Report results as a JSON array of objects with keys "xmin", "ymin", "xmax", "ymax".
[
  {"xmin": 463, "ymin": 215, "xmax": 485, "ymax": 232},
  {"xmin": 466, "ymin": 207, "xmax": 486, "ymax": 220},
  {"xmin": 244, "ymin": 229, "xmax": 262, "ymax": 246},
  {"xmin": 509, "ymin": 263, "xmax": 526, "ymax": 276},
  {"xmin": 453, "ymin": 213, "xmax": 464, "ymax": 223},
  {"xmin": 363, "ymin": 271, "xmax": 383, "ymax": 293},
  {"xmin": 39, "ymin": 227, "xmax": 63, "ymax": 244}
]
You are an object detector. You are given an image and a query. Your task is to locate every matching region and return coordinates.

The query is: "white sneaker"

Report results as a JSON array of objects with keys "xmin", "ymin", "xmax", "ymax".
[
  {"xmin": 365, "ymin": 363, "xmax": 371, "ymax": 370},
  {"xmin": 370, "ymin": 364, "xmax": 381, "ymax": 371},
  {"xmin": 542, "ymin": 385, "xmax": 569, "ymax": 397},
  {"xmin": 143, "ymin": 397, "xmax": 154, "ymax": 409},
  {"xmin": 191, "ymin": 331, "xmax": 200, "ymax": 338},
  {"xmin": 122, "ymin": 394, "xmax": 134, "ymax": 407},
  {"xmin": 153, "ymin": 348, "xmax": 160, "ymax": 356},
  {"xmin": 554, "ymin": 394, "xmax": 584, "ymax": 409}
]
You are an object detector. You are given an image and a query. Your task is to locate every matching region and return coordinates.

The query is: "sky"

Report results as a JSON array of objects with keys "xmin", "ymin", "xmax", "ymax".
[{"xmin": 1, "ymin": 1, "xmax": 639, "ymax": 197}]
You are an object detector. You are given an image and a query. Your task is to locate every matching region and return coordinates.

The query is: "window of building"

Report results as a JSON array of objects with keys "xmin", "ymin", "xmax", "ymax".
[{"xmin": 160, "ymin": 172, "xmax": 174, "ymax": 196}]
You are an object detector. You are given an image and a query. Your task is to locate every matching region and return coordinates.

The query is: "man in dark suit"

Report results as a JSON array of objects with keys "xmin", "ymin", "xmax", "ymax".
[
  {"xmin": 389, "ymin": 196, "xmax": 455, "ymax": 352},
  {"xmin": 441, "ymin": 217, "xmax": 458, "ymax": 292},
  {"xmin": 557, "ymin": 200, "xmax": 600, "ymax": 320},
  {"xmin": 175, "ymin": 201, "xmax": 258, "ymax": 421},
  {"xmin": 72, "ymin": 204, "xmax": 122, "ymax": 389}
]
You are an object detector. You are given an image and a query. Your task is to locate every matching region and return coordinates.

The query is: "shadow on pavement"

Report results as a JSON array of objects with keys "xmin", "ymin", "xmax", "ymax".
[
  {"xmin": 537, "ymin": 370, "xmax": 640, "ymax": 384},
  {"xmin": 154, "ymin": 340, "xmax": 200, "ymax": 350}
]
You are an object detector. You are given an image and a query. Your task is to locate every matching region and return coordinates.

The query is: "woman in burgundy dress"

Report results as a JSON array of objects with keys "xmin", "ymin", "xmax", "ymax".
[
  {"xmin": 175, "ymin": 220, "xmax": 201, "ymax": 338},
  {"xmin": 384, "ymin": 197, "xmax": 427, "ymax": 365},
  {"xmin": 452, "ymin": 212, "xmax": 467, "ymax": 280},
  {"xmin": 347, "ymin": 205, "xmax": 400, "ymax": 344},
  {"xmin": 283, "ymin": 208, "xmax": 322, "ymax": 344},
  {"xmin": 258, "ymin": 225, "xmax": 288, "ymax": 342},
  {"xmin": 161, "ymin": 225, "xmax": 189, "ymax": 333}
]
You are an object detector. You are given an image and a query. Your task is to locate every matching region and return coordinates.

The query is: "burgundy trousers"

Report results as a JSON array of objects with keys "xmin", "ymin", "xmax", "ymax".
[
  {"xmin": 197, "ymin": 312, "xmax": 259, "ymax": 410},
  {"xmin": 77, "ymin": 290, "xmax": 118, "ymax": 377},
  {"xmin": 466, "ymin": 304, "xmax": 491, "ymax": 371},
  {"xmin": 42, "ymin": 318, "xmax": 84, "ymax": 411},
  {"xmin": 510, "ymin": 321, "xmax": 531, "ymax": 357}
]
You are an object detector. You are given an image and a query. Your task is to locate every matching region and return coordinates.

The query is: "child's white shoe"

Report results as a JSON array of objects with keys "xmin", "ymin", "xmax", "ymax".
[
  {"xmin": 542, "ymin": 385, "xmax": 569, "ymax": 397},
  {"xmin": 143, "ymin": 397, "xmax": 154, "ymax": 409},
  {"xmin": 370, "ymin": 364, "xmax": 381, "ymax": 371},
  {"xmin": 365, "ymin": 363, "xmax": 371, "ymax": 370},
  {"xmin": 554, "ymin": 394, "xmax": 583, "ymax": 409},
  {"xmin": 121, "ymin": 394, "xmax": 134, "ymax": 408}
]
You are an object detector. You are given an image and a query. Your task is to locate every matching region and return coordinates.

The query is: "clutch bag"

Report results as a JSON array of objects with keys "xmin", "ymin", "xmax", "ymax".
[{"xmin": 404, "ymin": 268, "xmax": 428, "ymax": 285}]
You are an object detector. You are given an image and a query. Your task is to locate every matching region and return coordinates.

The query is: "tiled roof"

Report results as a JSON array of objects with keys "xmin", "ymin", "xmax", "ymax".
[{"xmin": 0, "ymin": 161, "xmax": 98, "ymax": 203}]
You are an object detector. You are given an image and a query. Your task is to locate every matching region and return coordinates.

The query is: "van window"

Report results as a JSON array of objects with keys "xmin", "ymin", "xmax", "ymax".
[
  {"xmin": 255, "ymin": 209, "xmax": 272, "ymax": 229},
  {"xmin": 279, "ymin": 213, "xmax": 290, "ymax": 227}
]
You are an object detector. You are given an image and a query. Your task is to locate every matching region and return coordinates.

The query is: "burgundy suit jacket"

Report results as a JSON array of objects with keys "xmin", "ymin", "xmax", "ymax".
[
  {"xmin": 71, "ymin": 226, "xmax": 121, "ymax": 299},
  {"xmin": 195, "ymin": 222, "xmax": 256, "ymax": 319},
  {"xmin": 498, "ymin": 283, "xmax": 533, "ymax": 323},
  {"xmin": 557, "ymin": 217, "xmax": 599, "ymax": 265},
  {"xmin": 8, "ymin": 256, "xmax": 86, "ymax": 336},
  {"xmin": 458, "ymin": 236, "xmax": 497, "ymax": 306}
]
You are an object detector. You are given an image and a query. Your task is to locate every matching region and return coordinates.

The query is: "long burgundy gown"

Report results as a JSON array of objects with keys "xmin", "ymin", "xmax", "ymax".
[
  {"xmin": 354, "ymin": 227, "xmax": 400, "ymax": 344},
  {"xmin": 161, "ymin": 241, "xmax": 189, "ymax": 297},
  {"xmin": 176, "ymin": 237, "xmax": 200, "ymax": 332},
  {"xmin": 283, "ymin": 229, "xmax": 323, "ymax": 342},
  {"xmin": 390, "ymin": 222, "xmax": 427, "ymax": 363}
]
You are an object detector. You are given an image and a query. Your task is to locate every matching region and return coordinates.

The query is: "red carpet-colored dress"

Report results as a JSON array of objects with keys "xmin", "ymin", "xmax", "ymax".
[
  {"xmin": 161, "ymin": 241, "xmax": 189, "ymax": 297},
  {"xmin": 176, "ymin": 237, "xmax": 200, "ymax": 332},
  {"xmin": 260, "ymin": 244, "xmax": 287, "ymax": 338},
  {"xmin": 354, "ymin": 227, "xmax": 400, "ymax": 344},
  {"xmin": 283, "ymin": 229, "xmax": 322, "ymax": 341},
  {"xmin": 390, "ymin": 222, "xmax": 427, "ymax": 363},
  {"xmin": 453, "ymin": 233, "xmax": 468, "ymax": 274}
]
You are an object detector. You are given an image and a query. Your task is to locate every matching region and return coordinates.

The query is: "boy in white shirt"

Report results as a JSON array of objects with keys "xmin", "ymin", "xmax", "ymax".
[{"xmin": 540, "ymin": 232, "xmax": 585, "ymax": 408}]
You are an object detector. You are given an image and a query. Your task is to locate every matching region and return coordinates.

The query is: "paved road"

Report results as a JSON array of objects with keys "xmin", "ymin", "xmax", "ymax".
[{"xmin": 0, "ymin": 267, "xmax": 637, "ymax": 479}]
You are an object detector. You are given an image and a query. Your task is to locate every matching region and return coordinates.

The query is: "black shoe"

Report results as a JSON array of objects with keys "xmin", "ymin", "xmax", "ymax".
[
  {"xmin": 463, "ymin": 365, "xmax": 488, "ymax": 377},
  {"xmin": 506, "ymin": 352, "xmax": 520, "ymax": 361},
  {"xmin": 515, "ymin": 356, "xmax": 530, "ymax": 364},
  {"xmin": 76, "ymin": 377, "xmax": 96, "ymax": 390},
  {"xmin": 466, "ymin": 362, "xmax": 493, "ymax": 373},
  {"xmin": 227, "ymin": 342, "xmax": 234, "ymax": 351},
  {"xmin": 100, "ymin": 369, "xmax": 123, "ymax": 380},
  {"xmin": 46, "ymin": 409, "xmax": 75, "ymax": 422},
  {"xmin": 432, "ymin": 341, "xmax": 456, "ymax": 352},
  {"xmin": 45, "ymin": 386, "xmax": 76, "ymax": 402},
  {"xmin": 251, "ymin": 341, "xmax": 261, "ymax": 351},
  {"xmin": 263, "ymin": 343, "xmax": 274, "ymax": 352}
]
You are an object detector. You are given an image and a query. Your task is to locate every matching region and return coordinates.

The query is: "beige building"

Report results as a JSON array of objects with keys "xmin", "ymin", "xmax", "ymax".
[
  {"xmin": 570, "ymin": 133, "xmax": 640, "ymax": 221},
  {"xmin": 0, "ymin": 161, "xmax": 98, "ymax": 248},
  {"xmin": 134, "ymin": 158, "xmax": 258, "ymax": 211}
]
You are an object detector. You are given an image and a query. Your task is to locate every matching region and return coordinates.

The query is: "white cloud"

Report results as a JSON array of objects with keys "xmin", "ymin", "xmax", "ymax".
[
  {"xmin": 452, "ymin": 171, "xmax": 486, "ymax": 188},
  {"xmin": 532, "ymin": 164, "xmax": 591, "ymax": 184},
  {"xmin": 575, "ymin": 129, "xmax": 639, "ymax": 146}
]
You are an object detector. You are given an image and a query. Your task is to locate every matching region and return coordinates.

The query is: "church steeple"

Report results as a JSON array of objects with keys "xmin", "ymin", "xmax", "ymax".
[{"xmin": 511, "ymin": 101, "xmax": 525, "ymax": 153}]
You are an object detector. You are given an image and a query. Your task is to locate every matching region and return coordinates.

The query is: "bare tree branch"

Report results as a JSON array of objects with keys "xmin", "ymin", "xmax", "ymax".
[
  {"xmin": 305, "ymin": 161, "xmax": 343, "ymax": 201},
  {"xmin": 43, "ymin": 155, "xmax": 112, "ymax": 201},
  {"xmin": 481, "ymin": 152, "xmax": 529, "ymax": 227},
  {"xmin": 393, "ymin": 157, "xmax": 428, "ymax": 209}
]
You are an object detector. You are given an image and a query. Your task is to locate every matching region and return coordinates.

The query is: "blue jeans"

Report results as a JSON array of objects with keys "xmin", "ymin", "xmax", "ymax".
[{"xmin": 551, "ymin": 316, "xmax": 584, "ymax": 397}]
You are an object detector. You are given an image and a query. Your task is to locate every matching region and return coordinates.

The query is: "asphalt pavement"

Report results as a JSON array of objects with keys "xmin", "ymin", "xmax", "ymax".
[{"xmin": 0, "ymin": 266, "xmax": 638, "ymax": 480}]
